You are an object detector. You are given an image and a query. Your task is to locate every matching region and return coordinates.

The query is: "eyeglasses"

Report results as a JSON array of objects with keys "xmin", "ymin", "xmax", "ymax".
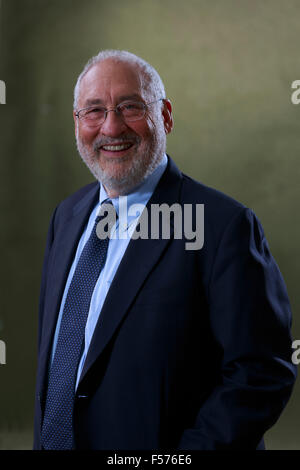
[{"xmin": 75, "ymin": 98, "xmax": 164, "ymax": 126}]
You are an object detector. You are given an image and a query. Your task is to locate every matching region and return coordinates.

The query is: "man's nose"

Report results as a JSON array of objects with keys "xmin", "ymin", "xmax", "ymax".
[{"xmin": 100, "ymin": 108, "xmax": 127, "ymax": 137}]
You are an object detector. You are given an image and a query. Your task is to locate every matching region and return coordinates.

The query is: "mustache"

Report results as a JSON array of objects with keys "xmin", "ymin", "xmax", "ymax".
[{"xmin": 93, "ymin": 135, "xmax": 141, "ymax": 152}]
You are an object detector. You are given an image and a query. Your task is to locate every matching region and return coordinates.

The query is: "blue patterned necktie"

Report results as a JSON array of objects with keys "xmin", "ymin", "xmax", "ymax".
[{"xmin": 41, "ymin": 200, "xmax": 115, "ymax": 450}]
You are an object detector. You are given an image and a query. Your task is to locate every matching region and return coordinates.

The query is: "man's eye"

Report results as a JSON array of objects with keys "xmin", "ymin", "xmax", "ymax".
[
  {"xmin": 122, "ymin": 103, "xmax": 140, "ymax": 111},
  {"xmin": 87, "ymin": 107, "xmax": 104, "ymax": 115}
]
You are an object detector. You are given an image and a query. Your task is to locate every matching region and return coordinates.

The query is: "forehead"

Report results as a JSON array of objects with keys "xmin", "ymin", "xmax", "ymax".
[{"xmin": 78, "ymin": 59, "xmax": 146, "ymax": 107}]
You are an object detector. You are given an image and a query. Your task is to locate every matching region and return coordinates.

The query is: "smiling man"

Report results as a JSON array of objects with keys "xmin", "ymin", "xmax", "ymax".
[
  {"xmin": 74, "ymin": 53, "xmax": 172, "ymax": 197},
  {"xmin": 34, "ymin": 50, "xmax": 296, "ymax": 450}
]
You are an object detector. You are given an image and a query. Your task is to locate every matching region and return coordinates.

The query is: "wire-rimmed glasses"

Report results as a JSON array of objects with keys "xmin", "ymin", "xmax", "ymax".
[{"xmin": 75, "ymin": 98, "xmax": 164, "ymax": 127}]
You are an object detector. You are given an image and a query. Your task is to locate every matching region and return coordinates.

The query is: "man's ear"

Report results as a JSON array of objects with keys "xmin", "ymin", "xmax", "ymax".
[
  {"xmin": 162, "ymin": 99, "xmax": 173, "ymax": 135},
  {"xmin": 73, "ymin": 110, "xmax": 78, "ymax": 138}
]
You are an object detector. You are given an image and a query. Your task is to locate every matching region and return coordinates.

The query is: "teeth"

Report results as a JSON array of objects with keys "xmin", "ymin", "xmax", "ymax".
[{"xmin": 102, "ymin": 144, "xmax": 131, "ymax": 151}]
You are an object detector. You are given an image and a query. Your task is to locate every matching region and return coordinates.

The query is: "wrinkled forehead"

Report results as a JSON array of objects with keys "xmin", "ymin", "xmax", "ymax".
[{"xmin": 77, "ymin": 59, "xmax": 151, "ymax": 108}]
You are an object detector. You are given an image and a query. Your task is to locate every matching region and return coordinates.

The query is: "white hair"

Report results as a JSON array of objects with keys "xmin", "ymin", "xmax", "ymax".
[{"xmin": 73, "ymin": 49, "xmax": 166, "ymax": 110}]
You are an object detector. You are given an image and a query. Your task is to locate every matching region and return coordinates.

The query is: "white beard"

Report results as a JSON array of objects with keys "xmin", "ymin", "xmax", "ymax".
[{"xmin": 75, "ymin": 118, "xmax": 166, "ymax": 195}]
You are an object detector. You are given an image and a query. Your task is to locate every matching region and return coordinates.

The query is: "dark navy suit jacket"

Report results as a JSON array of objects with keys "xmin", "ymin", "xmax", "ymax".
[{"xmin": 34, "ymin": 156, "xmax": 297, "ymax": 449}]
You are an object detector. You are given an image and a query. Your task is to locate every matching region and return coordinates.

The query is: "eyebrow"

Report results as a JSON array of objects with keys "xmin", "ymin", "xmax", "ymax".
[
  {"xmin": 84, "ymin": 99, "xmax": 104, "ymax": 106},
  {"xmin": 84, "ymin": 94, "xmax": 143, "ymax": 107}
]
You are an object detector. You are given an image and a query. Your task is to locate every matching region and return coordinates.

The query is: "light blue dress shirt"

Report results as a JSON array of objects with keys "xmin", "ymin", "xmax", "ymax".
[{"xmin": 50, "ymin": 154, "xmax": 168, "ymax": 389}]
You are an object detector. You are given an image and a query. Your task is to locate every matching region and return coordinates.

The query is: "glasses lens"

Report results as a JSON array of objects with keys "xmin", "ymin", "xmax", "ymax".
[
  {"xmin": 119, "ymin": 102, "xmax": 145, "ymax": 121},
  {"xmin": 81, "ymin": 106, "xmax": 106, "ymax": 123}
]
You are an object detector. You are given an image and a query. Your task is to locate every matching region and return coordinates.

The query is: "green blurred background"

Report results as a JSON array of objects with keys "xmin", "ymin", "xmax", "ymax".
[{"xmin": 0, "ymin": 0, "xmax": 299, "ymax": 449}]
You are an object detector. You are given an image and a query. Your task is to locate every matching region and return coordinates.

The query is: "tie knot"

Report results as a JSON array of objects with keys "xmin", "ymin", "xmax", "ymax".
[
  {"xmin": 96, "ymin": 200, "xmax": 115, "ymax": 220},
  {"xmin": 95, "ymin": 200, "xmax": 117, "ymax": 239}
]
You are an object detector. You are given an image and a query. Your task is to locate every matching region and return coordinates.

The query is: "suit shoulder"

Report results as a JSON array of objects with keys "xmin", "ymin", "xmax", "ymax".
[
  {"xmin": 49, "ymin": 182, "xmax": 99, "ymax": 232},
  {"xmin": 181, "ymin": 173, "xmax": 246, "ymax": 216},
  {"xmin": 56, "ymin": 181, "xmax": 99, "ymax": 213},
  {"xmin": 180, "ymin": 173, "xmax": 258, "ymax": 257}
]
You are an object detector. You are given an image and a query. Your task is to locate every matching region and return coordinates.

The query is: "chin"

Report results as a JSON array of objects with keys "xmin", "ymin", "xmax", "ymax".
[
  {"xmin": 97, "ymin": 162, "xmax": 149, "ymax": 195},
  {"xmin": 77, "ymin": 133, "xmax": 165, "ymax": 195}
]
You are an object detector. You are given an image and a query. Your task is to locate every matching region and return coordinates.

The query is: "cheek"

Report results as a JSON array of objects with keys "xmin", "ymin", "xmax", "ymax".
[
  {"xmin": 129, "ymin": 119, "xmax": 155, "ymax": 143},
  {"xmin": 78, "ymin": 124, "xmax": 99, "ymax": 143}
]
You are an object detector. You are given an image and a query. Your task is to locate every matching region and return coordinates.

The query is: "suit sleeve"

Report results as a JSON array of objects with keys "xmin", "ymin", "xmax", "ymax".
[
  {"xmin": 37, "ymin": 206, "xmax": 58, "ymax": 351},
  {"xmin": 178, "ymin": 207, "xmax": 297, "ymax": 449},
  {"xmin": 33, "ymin": 206, "xmax": 58, "ymax": 450}
]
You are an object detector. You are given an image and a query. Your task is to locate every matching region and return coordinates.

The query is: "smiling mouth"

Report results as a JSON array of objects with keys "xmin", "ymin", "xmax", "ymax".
[{"xmin": 101, "ymin": 143, "xmax": 133, "ymax": 152}]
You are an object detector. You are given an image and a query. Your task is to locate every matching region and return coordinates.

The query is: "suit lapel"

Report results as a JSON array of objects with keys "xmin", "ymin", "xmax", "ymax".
[{"xmin": 78, "ymin": 157, "xmax": 183, "ymax": 388}]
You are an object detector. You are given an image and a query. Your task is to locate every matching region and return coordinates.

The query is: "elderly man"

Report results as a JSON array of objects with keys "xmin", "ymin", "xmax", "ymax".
[{"xmin": 34, "ymin": 50, "xmax": 296, "ymax": 450}]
